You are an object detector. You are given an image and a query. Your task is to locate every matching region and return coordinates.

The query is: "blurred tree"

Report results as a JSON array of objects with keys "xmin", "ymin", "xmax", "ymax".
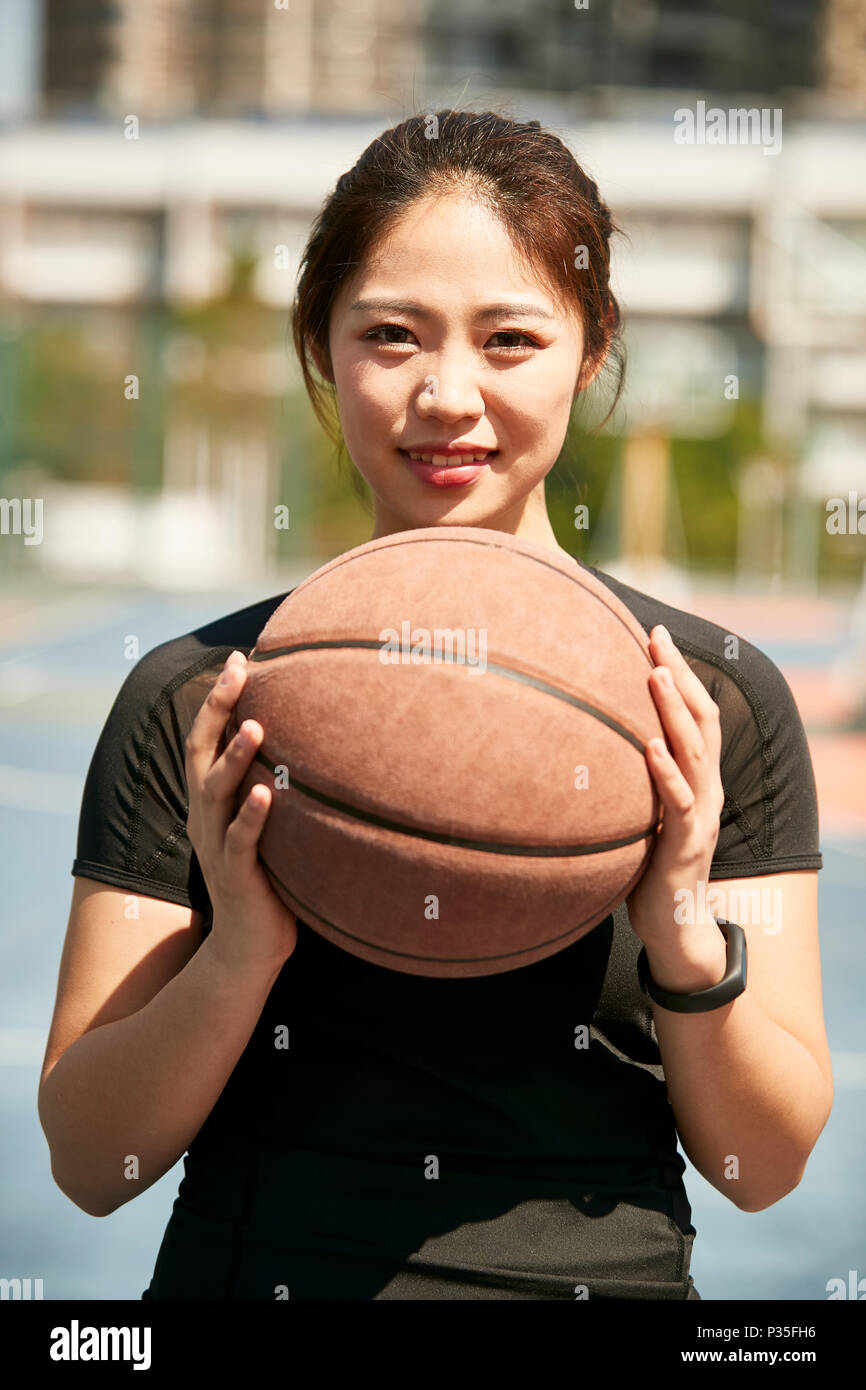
[{"xmin": 6, "ymin": 265, "xmax": 860, "ymax": 583}]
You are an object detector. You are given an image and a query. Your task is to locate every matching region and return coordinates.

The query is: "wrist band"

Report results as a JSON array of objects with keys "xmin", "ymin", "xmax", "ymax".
[{"xmin": 636, "ymin": 917, "xmax": 747, "ymax": 1013}]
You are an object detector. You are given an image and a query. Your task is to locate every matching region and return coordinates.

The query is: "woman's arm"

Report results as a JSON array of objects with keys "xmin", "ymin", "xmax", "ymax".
[
  {"xmin": 38, "ymin": 880, "xmax": 285, "ymax": 1218},
  {"xmin": 40, "ymin": 651, "xmax": 298, "ymax": 1218},
  {"xmin": 626, "ymin": 626, "xmax": 833, "ymax": 1213},
  {"xmin": 642, "ymin": 869, "xmax": 833, "ymax": 1212}
]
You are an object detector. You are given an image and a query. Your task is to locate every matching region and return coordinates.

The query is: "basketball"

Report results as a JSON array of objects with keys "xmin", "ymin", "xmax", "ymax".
[{"xmin": 228, "ymin": 526, "xmax": 665, "ymax": 978}]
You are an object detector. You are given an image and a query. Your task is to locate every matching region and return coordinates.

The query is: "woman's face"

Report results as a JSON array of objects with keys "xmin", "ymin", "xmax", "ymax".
[{"xmin": 322, "ymin": 192, "xmax": 604, "ymax": 543}]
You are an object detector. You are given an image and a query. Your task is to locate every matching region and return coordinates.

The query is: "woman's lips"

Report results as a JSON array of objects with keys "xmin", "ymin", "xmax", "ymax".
[{"xmin": 399, "ymin": 448, "xmax": 496, "ymax": 488}]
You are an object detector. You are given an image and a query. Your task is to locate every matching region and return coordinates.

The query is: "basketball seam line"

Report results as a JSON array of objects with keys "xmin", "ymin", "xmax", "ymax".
[
  {"xmin": 248, "ymin": 641, "xmax": 650, "ymax": 752},
  {"xmin": 251, "ymin": 752, "xmax": 657, "ymax": 857},
  {"xmin": 265, "ymin": 858, "xmax": 653, "ymax": 965},
  {"xmin": 274, "ymin": 535, "xmax": 654, "ymax": 668}
]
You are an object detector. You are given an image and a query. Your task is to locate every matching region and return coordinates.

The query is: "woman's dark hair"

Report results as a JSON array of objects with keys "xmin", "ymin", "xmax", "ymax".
[{"xmin": 291, "ymin": 109, "xmax": 625, "ymax": 496}]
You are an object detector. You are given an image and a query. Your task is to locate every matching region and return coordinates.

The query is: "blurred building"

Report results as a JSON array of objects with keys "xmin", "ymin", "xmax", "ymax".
[
  {"xmin": 1, "ymin": 0, "xmax": 865, "ymax": 588},
  {"xmin": 822, "ymin": 0, "xmax": 866, "ymax": 109},
  {"xmin": 6, "ymin": 0, "xmax": 866, "ymax": 125},
  {"xmin": 423, "ymin": 0, "xmax": 822, "ymax": 103},
  {"xmin": 40, "ymin": 0, "xmax": 422, "ymax": 119},
  {"xmin": 32, "ymin": 0, "xmax": 860, "ymax": 121},
  {"xmin": 0, "ymin": 0, "xmax": 43, "ymax": 122},
  {"xmin": 1, "ymin": 113, "xmax": 864, "ymax": 587}
]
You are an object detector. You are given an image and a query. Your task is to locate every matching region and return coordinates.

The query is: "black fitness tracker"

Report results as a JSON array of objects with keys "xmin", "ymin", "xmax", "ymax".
[{"xmin": 636, "ymin": 917, "xmax": 747, "ymax": 1013}]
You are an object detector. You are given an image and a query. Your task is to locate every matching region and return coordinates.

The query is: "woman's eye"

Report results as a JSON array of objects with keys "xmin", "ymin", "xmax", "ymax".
[
  {"xmin": 488, "ymin": 331, "xmax": 539, "ymax": 353},
  {"xmin": 364, "ymin": 325, "xmax": 540, "ymax": 353},
  {"xmin": 365, "ymin": 324, "xmax": 414, "ymax": 346}
]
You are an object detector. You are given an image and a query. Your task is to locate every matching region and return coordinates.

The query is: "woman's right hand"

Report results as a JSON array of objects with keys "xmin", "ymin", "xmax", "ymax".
[{"xmin": 185, "ymin": 649, "xmax": 298, "ymax": 974}]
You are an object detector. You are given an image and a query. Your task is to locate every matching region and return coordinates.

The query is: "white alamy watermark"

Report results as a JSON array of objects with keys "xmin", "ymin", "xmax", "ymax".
[
  {"xmin": 0, "ymin": 1276, "xmax": 43, "ymax": 1298},
  {"xmin": 50, "ymin": 1320, "xmax": 151, "ymax": 1370},
  {"xmin": 827, "ymin": 1270, "xmax": 866, "ymax": 1300},
  {"xmin": 674, "ymin": 881, "xmax": 783, "ymax": 934},
  {"xmin": 826, "ymin": 491, "xmax": 866, "ymax": 534},
  {"xmin": 674, "ymin": 100, "xmax": 782, "ymax": 156},
  {"xmin": 379, "ymin": 623, "xmax": 488, "ymax": 674},
  {"xmin": 0, "ymin": 497, "xmax": 43, "ymax": 545}
]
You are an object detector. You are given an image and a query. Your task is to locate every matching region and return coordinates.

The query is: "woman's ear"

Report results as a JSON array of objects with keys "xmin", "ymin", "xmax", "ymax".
[
  {"xmin": 575, "ymin": 352, "xmax": 605, "ymax": 395},
  {"xmin": 574, "ymin": 302, "xmax": 616, "ymax": 396},
  {"xmin": 310, "ymin": 340, "xmax": 334, "ymax": 383}
]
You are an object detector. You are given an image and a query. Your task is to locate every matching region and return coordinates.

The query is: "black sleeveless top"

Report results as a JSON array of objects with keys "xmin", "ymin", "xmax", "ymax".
[{"xmin": 70, "ymin": 563, "xmax": 822, "ymax": 1300}]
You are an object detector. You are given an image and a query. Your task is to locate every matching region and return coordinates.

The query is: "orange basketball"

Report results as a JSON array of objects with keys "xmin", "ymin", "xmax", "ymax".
[{"xmin": 230, "ymin": 526, "xmax": 664, "ymax": 977}]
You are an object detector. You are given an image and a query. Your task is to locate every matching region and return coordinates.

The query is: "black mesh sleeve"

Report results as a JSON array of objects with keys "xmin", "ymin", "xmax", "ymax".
[
  {"xmin": 686, "ymin": 636, "xmax": 824, "ymax": 879},
  {"xmin": 70, "ymin": 640, "xmax": 212, "ymax": 914}
]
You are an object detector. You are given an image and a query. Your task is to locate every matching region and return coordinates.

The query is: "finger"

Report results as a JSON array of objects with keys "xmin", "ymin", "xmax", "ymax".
[
  {"xmin": 185, "ymin": 655, "xmax": 256, "ymax": 849},
  {"xmin": 224, "ymin": 782, "xmax": 272, "ymax": 864},
  {"xmin": 205, "ymin": 717, "xmax": 267, "ymax": 811},
  {"xmin": 184, "ymin": 652, "xmax": 247, "ymax": 785},
  {"xmin": 650, "ymin": 733, "xmax": 697, "ymax": 811},
  {"xmin": 648, "ymin": 664, "xmax": 717, "ymax": 797},
  {"xmin": 649, "ymin": 626, "xmax": 722, "ymax": 746},
  {"xmin": 644, "ymin": 739, "xmax": 706, "ymax": 856},
  {"xmin": 646, "ymin": 737, "xmax": 723, "ymax": 871}
]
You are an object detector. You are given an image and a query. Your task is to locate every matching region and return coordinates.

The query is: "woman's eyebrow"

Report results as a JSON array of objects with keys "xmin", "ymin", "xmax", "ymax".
[{"xmin": 348, "ymin": 298, "xmax": 555, "ymax": 323}]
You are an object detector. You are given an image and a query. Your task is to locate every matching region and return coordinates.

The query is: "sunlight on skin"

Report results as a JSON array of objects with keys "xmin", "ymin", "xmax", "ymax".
[{"xmin": 313, "ymin": 191, "xmax": 607, "ymax": 555}]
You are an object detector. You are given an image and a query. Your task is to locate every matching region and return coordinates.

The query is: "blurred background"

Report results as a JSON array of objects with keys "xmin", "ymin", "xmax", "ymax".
[{"xmin": 1, "ymin": 0, "xmax": 864, "ymax": 1302}]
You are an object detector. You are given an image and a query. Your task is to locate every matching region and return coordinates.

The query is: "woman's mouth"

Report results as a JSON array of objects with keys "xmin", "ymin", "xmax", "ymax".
[{"xmin": 399, "ymin": 448, "xmax": 497, "ymax": 488}]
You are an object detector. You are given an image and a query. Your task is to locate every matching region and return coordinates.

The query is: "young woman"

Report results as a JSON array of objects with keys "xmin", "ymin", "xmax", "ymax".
[{"xmin": 39, "ymin": 110, "xmax": 833, "ymax": 1300}]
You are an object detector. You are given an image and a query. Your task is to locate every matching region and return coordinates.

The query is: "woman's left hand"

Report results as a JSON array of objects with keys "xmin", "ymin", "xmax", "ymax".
[{"xmin": 626, "ymin": 624, "xmax": 726, "ymax": 948}]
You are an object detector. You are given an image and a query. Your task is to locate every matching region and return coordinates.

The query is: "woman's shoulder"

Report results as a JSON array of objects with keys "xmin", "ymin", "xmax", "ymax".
[
  {"xmin": 81, "ymin": 585, "xmax": 297, "ymax": 836},
  {"xmin": 580, "ymin": 562, "xmax": 790, "ymax": 706},
  {"xmin": 580, "ymin": 563, "xmax": 823, "ymax": 877},
  {"xmin": 120, "ymin": 588, "xmax": 296, "ymax": 718},
  {"xmin": 70, "ymin": 589, "xmax": 295, "ymax": 911}
]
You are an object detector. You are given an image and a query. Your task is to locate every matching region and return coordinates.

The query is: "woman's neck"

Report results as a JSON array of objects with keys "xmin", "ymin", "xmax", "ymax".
[{"xmin": 369, "ymin": 484, "xmax": 575, "ymax": 564}]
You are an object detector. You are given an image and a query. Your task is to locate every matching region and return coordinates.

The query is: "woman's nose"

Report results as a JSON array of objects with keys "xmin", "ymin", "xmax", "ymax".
[{"xmin": 414, "ymin": 367, "xmax": 484, "ymax": 419}]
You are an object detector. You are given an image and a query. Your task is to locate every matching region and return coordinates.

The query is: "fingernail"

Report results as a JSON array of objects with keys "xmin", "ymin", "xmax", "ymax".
[
  {"xmin": 218, "ymin": 653, "xmax": 240, "ymax": 685},
  {"xmin": 657, "ymin": 666, "xmax": 674, "ymax": 690},
  {"xmin": 656, "ymin": 625, "xmax": 672, "ymax": 647},
  {"xmin": 649, "ymin": 738, "xmax": 668, "ymax": 757}
]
